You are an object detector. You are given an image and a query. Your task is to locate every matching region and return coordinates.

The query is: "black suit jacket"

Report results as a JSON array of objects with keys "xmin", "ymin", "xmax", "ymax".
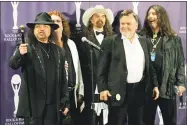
[
  {"xmin": 80, "ymin": 30, "xmax": 104, "ymax": 103},
  {"xmin": 76, "ymin": 29, "xmax": 109, "ymax": 103},
  {"xmin": 97, "ymin": 34, "xmax": 158, "ymax": 106}
]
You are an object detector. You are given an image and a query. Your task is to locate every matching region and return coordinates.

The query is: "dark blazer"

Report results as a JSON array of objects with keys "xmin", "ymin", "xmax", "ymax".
[
  {"xmin": 9, "ymin": 42, "xmax": 69, "ymax": 124},
  {"xmin": 77, "ymin": 30, "xmax": 106, "ymax": 103},
  {"xmin": 139, "ymin": 31, "xmax": 186, "ymax": 99},
  {"xmin": 73, "ymin": 28, "xmax": 115, "ymax": 104},
  {"xmin": 97, "ymin": 34, "xmax": 158, "ymax": 106}
]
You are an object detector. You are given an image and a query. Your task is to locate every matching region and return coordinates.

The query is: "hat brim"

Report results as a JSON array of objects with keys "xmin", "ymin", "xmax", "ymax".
[
  {"xmin": 82, "ymin": 7, "xmax": 114, "ymax": 27},
  {"xmin": 27, "ymin": 22, "xmax": 59, "ymax": 30}
]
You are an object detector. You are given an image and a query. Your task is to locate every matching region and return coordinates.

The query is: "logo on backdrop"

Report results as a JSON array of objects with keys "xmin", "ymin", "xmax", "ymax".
[
  {"xmin": 179, "ymin": 26, "xmax": 186, "ymax": 34},
  {"xmin": 11, "ymin": 74, "xmax": 21, "ymax": 116},
  {"xmin": 4, "ymin": 33, "xmax": 22, "ymax": 42},
  {"xmin": 132, "ymin": 2, "xmax": 139, "ymax": 15},
  {"xmin": 3, "ymin": 2, "xmax": 21, "ymax": 43},
  {"xmin": 75, "ymin": 2, "xmax": 81, "ymax": 28},
  {"xmin": 11, "ymin": 2, "xmax": 19, "ymax": 30},
  {"xmin": 5, "ymin": 118, "xmax": 24, "ymax": 125}
]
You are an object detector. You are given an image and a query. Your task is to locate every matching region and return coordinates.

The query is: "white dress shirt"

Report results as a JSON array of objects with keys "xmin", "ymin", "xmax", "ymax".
[
  {"xmin": 93, "ymin": 29, "xmax": 104, "ymax": 45},
  {"xmin": 121, "ymin": 34, "xmax": 145, "ymax": 83}
]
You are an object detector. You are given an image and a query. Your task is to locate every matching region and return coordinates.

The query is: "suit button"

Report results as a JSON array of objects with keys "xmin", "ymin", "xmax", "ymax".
[{"xmin": 44, "ymin": 91, "xmax": 46, "ymax": 95}]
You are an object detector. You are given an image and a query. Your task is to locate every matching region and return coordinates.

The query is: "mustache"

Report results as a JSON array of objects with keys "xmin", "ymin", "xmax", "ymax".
[
  {"xmin": 120, "ymin": 30, "xmax": 132, "ymax": 38},
  {"xmin": 39, "ymin": 31, "xmax": 45, "ymax": 33},
  {"xmin": 96, "ymin": 20, "xmax": 103, "ymax": 24}
]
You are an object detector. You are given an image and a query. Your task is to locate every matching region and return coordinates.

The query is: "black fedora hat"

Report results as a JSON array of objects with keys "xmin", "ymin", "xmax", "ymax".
[{"xmin": 27, "ymin": 12, "xmax": 59, "ymax": 30}]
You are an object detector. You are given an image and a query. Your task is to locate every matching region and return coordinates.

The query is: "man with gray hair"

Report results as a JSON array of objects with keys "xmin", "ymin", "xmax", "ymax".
[{"xmin": 97, "ymin": 9, "xmax": 159, "ymax": 125}]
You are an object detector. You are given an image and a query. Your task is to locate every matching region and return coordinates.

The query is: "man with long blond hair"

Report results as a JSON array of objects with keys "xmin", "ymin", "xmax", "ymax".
[{"xmin": 48, "ymin": 10, "xmax": 84, "ymax": 125}]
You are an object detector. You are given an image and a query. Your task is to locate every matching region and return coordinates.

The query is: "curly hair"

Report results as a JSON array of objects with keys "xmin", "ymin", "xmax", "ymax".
[
  {"xmin": 86, "ymin": 15, "xmax": 113, "ymax": 36},
  {"xmin": 142, "ymin": 5, "xmax": 176, "ymax": 36},
  {"xmin": 48, "ymin": 10, "xmax": 71, "ymax": 38}
]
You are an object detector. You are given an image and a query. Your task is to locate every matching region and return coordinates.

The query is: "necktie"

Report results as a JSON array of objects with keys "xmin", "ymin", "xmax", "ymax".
[{"xmin": 96, "ymin": 31, "xmax": 104, "ymax": 35}]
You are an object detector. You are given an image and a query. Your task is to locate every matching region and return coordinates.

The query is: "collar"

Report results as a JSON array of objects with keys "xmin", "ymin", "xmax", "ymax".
[
  {"xmin": 121, "ymin": 33, "xmax": 139, "ymax": 40},
  {"xmin": 93, "ymin": 29, "xmax": 104, "ymax": 36}
]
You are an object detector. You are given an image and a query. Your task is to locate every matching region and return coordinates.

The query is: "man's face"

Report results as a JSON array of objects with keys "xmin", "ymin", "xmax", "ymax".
[
  {"xmin": 34, "ymin": 24, "xmax": 51, "ymax": 41},
  {"xmin": 120, "ymin": 14, "xmax": 138, "ymax": 39},
  {"xmin": 147, "ymin": 8, "xmax": 159, "ymax": 30},
  {"xmin": 51, "ymin": 15, "xmax": 63, "ymax": 33},
  {"xmin": 91, "ymin": 12, "xmax": 106, "ymax": 29}
]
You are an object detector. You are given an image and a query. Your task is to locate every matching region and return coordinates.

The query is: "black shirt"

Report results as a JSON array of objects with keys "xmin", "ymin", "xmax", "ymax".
[
  {"xmin": 39, "ymin": 42, "xmax": 56, "ymax": 104},
  {"xmin": 148, "ymin": 32, "xmax": 163, "ymax": 86}
]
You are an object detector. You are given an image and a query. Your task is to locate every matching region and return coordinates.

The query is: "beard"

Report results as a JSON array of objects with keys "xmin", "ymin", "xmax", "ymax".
[
  {"xmin": 95, "ymin": 20, "xmax": 104, "ymax": 28},
  {"xmin": 148, "ymin": 21, "xmax": 157, "ymax": 30},
  {"xmin": 37, "ymin": 32, "xmax": 47, "ymax": 39},
  {"xmin": 122, "ymin": 31, "xmax": 133, "ymax": 39}
]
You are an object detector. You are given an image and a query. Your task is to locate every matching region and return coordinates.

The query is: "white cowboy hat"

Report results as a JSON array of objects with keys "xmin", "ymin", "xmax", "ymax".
[{"xmin": 82, "ymin": 5, "xmax": 114, "ymax": 27}]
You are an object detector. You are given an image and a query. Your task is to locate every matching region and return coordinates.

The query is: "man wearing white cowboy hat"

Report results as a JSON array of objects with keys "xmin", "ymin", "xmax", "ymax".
[
  {"xmin": 9, "ymin": 12, "xmax": 69, "ymax": 125},
  {"xmin": 78, "ymin": 5, "xmax": 114, "ymax": 125}
]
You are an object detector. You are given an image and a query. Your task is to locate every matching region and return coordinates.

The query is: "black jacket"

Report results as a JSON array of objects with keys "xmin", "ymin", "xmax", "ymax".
[
  {"xmin": 97, "ymin": 34, "xmax": 158, "ymax": 106},
  {"xmin": 81, "ymin": 30, "xmax": 102, "ymax": 103},
  {"xmin": 9, "ymin": 42, "xmax": 69, "ymax": 124},
  {"xmin": 76, "ymin": 29, "xmax": 113, "ymax": 103},
  {"xmin": 139, "ymin": 32, "xmax": 186, "ymax": 99}
]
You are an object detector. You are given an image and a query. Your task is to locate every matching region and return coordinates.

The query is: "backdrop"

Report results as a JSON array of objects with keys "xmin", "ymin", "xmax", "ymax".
[{"xmin": 0, "ymin": 2, "xmax": 186, "ymax": 125}]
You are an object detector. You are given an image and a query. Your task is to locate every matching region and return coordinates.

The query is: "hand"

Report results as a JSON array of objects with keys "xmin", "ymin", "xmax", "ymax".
[
  {"xmin": 62, "ymin": 108, "xmax": 69, "ymax": 116},
  {"xmin": 77, "ymin": 94, "xmax": 83, "ymax": 107},
  {"xmin": 56, "ymin": 28, "xmax": 62, "ymax": 38},
  {"xmin": 54, "ymin": 27, "xmax": 62, "ymax": 43},
  {"xmin": 19, "ymin": 43, "xmax": 28, "ymax": 55},
  {"xmin": 177, "ymin": 86, "xmax": 186, "ymax": 96},
  {"xmin": 152, "ymin": 87, "xmax": 159, "ymax": 100},
  {"xmin": 100, "ymin": 90, "xmax": 111, "ymax": 101}
]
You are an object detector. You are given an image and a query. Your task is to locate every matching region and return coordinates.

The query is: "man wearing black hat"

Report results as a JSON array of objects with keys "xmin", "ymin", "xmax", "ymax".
[{"xmin": 9, "ymin": 12, "xmax": 69, "ymax": 125}]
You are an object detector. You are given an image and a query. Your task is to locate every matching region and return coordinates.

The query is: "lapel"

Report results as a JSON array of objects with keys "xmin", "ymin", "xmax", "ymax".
[
  {"xmin": 87, "ymin": 31, "xmax": 101, "ymax": 60},
  {"xmin": 67, "ymin": 39, "xmax": 78, "ymax": 85},
  {"xmin": 162, "ymin": 35, "xmax": 170, "ymax": 50},
  {"xmin": 32, "ymin": 43, "xmax": 46, "ymax": 80},
  {"xmin": 162, "ymin": 35, "xmax": 170, "ymax": 73},
  {"xmin": 115, "ymin": 34, "xmax": 127, "ymax": 71},
  {"xmin": 88, "ymin": 30, "xmax": 100, "ymax": 46},
  {"xmin": 51, "ymin": 43, "xmax": 60, "ymax": 70},
  {"xmin": 138, "ymin": 35, "xmax": 149, "ymax": 73},
  {"xmin": 32, "ymin": 42, "xmax": 60, "ymax": 81}
]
